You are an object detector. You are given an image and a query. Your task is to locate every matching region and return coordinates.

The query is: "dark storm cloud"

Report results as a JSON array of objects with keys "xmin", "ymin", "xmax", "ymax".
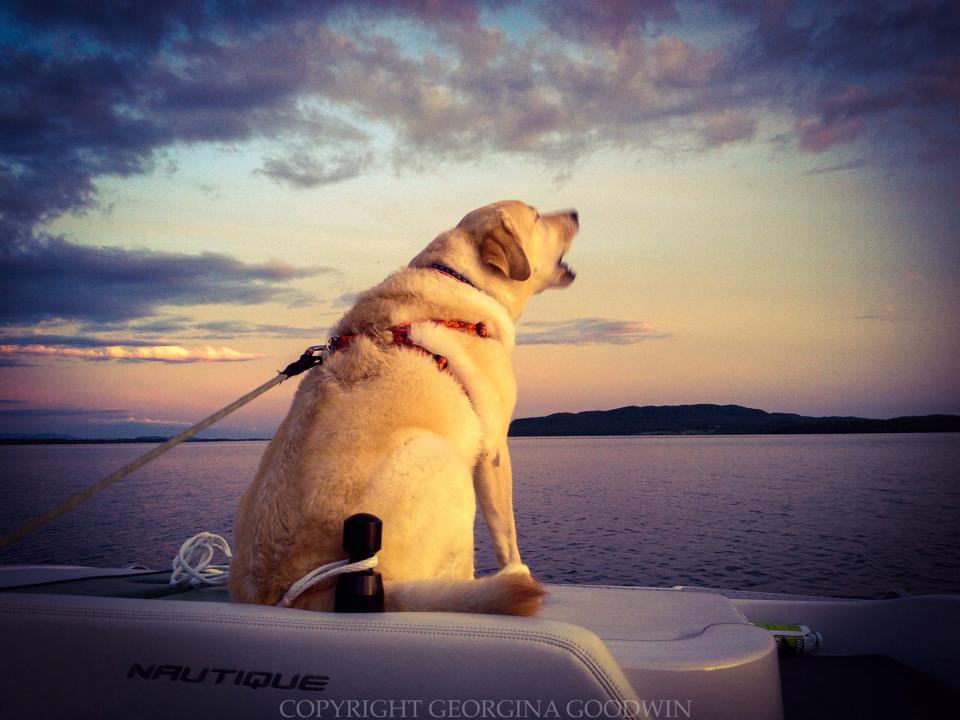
[
  {"xmin": 0, "ymin": 2, "xmax": 433, "ymax": 220},
  {"xmin": 0, "ymin": 47, "xmax": 169, "ymax": 226},
  {"xmin": 4, "ymin": 0, "xmax": 206, "ymax": 51},
  {"xmin": 5, "ymin": 0, "xmax": 956, "ymax": 217},
  {"xmin": 0, "ymin": 236, "xmax": 332, "ymax": 323},
  {"xmin": 725, "ymin": 0, "xmax": 960, "ymax": 72},
  {"xmin": 71, "ymin": 318, "xmax": 332, "ymax": 340},
  {"xmin": 726, "ymin": 1, "xmax": 959, "ymax": 153},
  {"xmin": 2, "ymin": 1, "xmax": 482, "ymax": 52},
  {"xmin": 1, "ymin": 1, "xmax": 957, "ymax": 324},
  {"xmin": 0, "ymin": 334, "xmax": 157, "ymax": 348},
  {"xmin": 5, "ymin": 0, "xmax": 958, "ymax": 188},
  {"xmin": 802, "ymin": 2, "xmax": 959, "ymax": 74},
  {"xmin": 0, "ymin": 11, "xmax": 343, "ymax": 325}
]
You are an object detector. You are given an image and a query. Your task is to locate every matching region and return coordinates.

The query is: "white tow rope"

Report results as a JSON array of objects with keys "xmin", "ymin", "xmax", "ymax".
[
  {"xmin": 277, "ymin": 555, "xmax": 379, "ymax": 608},
  {"xmin": 169, "ymin": 531, "xmax": 378, "ymax": 608}
]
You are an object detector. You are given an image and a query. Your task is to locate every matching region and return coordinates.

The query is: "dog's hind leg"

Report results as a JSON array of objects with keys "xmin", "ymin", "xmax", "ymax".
[{"xmin": 357, "ymin": 432, "xmax": 477, "ymax": 582}]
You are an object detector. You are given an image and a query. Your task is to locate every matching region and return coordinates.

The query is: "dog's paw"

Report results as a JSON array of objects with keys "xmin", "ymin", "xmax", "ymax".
[{"xmin": 501, "ymin": 562, "xmax": 532, "ymax": 577}]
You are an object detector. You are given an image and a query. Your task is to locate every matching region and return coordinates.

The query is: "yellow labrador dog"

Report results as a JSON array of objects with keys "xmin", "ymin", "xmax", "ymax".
[{"xmin": 230, "ymin": 200, "xmax": 578, "ymax": 615}]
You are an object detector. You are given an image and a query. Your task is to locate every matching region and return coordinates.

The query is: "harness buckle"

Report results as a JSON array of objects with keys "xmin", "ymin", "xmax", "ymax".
[{"xmin": 279, "ymin": 344, "xmax": 327, "ymax": 379}]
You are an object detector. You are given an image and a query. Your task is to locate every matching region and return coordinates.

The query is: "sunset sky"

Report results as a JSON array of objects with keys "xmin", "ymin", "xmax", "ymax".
[{"xmin": 1, "ymin": 0, "xmax": 958, "ymax": 439}]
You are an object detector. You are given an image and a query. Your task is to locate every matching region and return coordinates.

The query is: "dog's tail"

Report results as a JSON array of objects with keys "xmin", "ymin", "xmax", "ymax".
[{"xmin": 384, "ymin": 564, "xmax": 545, "ymax": 616}]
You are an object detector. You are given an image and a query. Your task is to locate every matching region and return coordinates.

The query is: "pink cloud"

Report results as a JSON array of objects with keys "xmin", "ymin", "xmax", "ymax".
[
  {"xmin": 653, "ymin": 36, "xmax": 726, "ymax": 88},
  {"xmin": 700, "ymin": 111, "xmax": 758, "ymax": 148},
  {"xmin": 795, "ymin": 84, "xmax": 904, "ymax": 153},
  {"xmin": 540, "ymin": 0, "xmax": 678, "ymax": 44},
  {"xmin": 0, "ymin": 344, "xmax": 261, "ymax": 363},
  {"xmin": 819, "ymin": 85, "xmax": 903, "ymax": 120},
  {"xmin": 795, "ymin": 116, "xmax": 866, "ymax": 153}
]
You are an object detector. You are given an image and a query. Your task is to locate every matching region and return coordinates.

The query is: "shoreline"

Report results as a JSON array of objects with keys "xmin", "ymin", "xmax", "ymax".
[{"xmin": 2, "ymin": 429, "xmax": 958, "ymax": 445}]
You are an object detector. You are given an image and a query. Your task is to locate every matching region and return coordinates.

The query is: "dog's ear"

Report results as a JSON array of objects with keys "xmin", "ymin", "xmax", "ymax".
[{"xmin": 479, "ymin": 213, "xmax": 531, "ymax": 281}]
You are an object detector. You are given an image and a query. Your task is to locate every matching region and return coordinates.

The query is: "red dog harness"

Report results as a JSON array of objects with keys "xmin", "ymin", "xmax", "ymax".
[
  {"xmin": 327, "ymin": 320, "xmax": 489, "ymax": 372},
  {"xmin": 278, "ymin": 265, "xmax": 491, "ymax": 380}
]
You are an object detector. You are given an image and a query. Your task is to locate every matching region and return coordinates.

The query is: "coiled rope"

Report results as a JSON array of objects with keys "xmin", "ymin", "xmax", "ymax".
[{"xmin": 170, "ymin": 531, "xmax": 233, "ymax": 586}]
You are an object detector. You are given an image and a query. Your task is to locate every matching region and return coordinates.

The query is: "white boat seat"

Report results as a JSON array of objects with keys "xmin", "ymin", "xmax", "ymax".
[{"xmin": 0, "ymin": 588, "xmax": 638, "ymax": 719}]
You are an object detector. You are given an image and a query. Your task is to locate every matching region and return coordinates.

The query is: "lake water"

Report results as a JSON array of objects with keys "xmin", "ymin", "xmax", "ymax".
[{"xmin": 1, "ymin": 434, "xmax": 958, "ymax": 598}]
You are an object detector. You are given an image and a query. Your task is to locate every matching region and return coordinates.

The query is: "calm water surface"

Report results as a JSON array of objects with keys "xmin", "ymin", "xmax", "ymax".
[{"xmin": 1, "ymin": 434, "xmax": 958, "ymax": 597}]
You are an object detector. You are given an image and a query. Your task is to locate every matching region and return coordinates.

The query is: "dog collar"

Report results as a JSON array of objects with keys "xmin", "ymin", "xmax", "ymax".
[{"xmin": 428, "ymin": 262, "xmax": 476, "ymax": 289}]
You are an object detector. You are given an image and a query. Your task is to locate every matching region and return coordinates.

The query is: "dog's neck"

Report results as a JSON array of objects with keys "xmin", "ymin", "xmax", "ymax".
[
  {"xmin": 428, "ymin": 262, "xmax": 476, "ymax": 289},
  {"xmin": 421, "ymin": 261, "xmax": 526, "ymax": 323}
]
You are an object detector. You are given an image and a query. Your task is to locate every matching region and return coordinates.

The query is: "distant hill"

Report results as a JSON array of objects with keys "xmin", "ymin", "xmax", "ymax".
[
  {"xmin": 508, "ymin": 404, "xmax": 960, "ymax": 436},
  {"xmin": 4, "ymin": 405, "xmax": 957, "ymax": 443},
  {"xmin": 0, "ymin": 432, "xmax": 77, "ymax": 442}
]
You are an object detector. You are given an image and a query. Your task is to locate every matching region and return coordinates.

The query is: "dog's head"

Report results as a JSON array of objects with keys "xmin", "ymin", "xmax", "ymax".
[
  {"xmin": 458, "ymin": 200, "xmax": 579, "ymax": 293},
  {"xmin": 410, "ymin": 200, "xmax": 579, "ymax": 318}
]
